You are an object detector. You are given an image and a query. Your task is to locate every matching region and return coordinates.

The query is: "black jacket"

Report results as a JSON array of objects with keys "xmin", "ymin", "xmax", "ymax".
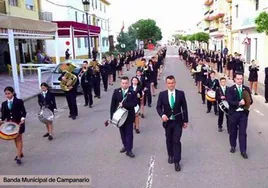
[
  {"xmin": 156, "ymin": 90, "xmax": 188, "ymax": 127},
  {"xmin": 216, "ymin": 86, "xmax": 229, "ymax": 102},
  {"xmin": 38, "ymin": 91, "xmax": 57, "ymax": 112},
  {"xmin": 80, "ymin": 68, "xmax": 94, "ymax": 86},
  {"xmin": 205, "ymin": 78, "xmax": 220, "ymax": 91},
  {"xmin": 1, "ymin": 97, "xmax": 27, "ymax": 124}
]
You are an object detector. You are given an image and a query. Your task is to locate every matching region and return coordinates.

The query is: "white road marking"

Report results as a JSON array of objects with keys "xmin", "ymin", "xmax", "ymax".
[
  {"xmin": 145, "ymin": 156, "xmax": 155, "ymax": 188},
  {"xmin": 254, "ymin": 109, "xmax": 264, "ymax": 116}
]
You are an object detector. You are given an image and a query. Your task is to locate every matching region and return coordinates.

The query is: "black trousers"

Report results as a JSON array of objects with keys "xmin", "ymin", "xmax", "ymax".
[
  {"xmin": 218, "ymin": 107, "xmax": 229, "ymax": 131},
  {"xmin": 265, "ymin": 84, "xmax": 268, "ymax": 102},
  {"xmin": 207, "ymin": 101, "xmax": 218, "ymax": 113},
  {"xmin": 119, "ymin": 121, "xmax": 133, "ymax": 152},
  {"xmin": 112, "ymin": 70, "xmax": 116, "ymax": 82},
  {"xmin": 201, "ymin": 84, "xmax": 206, "ymax": 102},
  {"xmin": 217, "ymin": 62, "xmax": 223, "ymax": 73},
  {"xmin": 165, "ymin": 121, "xmax": 183, "ymax": 163},
  {"xmin": 93, "ymin": 77, "xmax": 100, "ymax": 97},
  {"xmin": 229, "ymin": 111, "xmax": 248, "ymax": 153},
  {"xmin": 101, "ymin": 72, "xmax": 108, "ymax": 91},
  {"xmin": 143, "ymin": 83, "xmax": 152, "ymax": 106},
  {"xmin": 65, "ymin": 90, "xmax": 78, "ymax": 117},
  {"xmin": 82, "ymin": 84, "xmax": 93, "ymax": 106}
]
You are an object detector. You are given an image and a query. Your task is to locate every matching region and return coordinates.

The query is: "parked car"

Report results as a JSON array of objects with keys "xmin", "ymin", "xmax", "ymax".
[{"xmin": 46, "ymin": 60, "xmax": 88, "ymax": 94}]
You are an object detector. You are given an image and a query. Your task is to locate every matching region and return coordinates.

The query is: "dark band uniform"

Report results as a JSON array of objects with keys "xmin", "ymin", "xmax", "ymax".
[
  {"xmin": 227, "ymin": 85, "xmax": 253, "ymax": 153},
  {"xmin": 216, "ymin": 85, "xmax": 229, "ymax": 131},
  {"xmin": 80, "ymin": 68, "xmax": 94, "ymax": 106},
  {"xmin": 205, "ymin": 77, "xmax": 219, "ymax": 114},
  {"xmin": 156, "ymin": 89, "xmax": 188, "ymax": 164},
  {"xmin": 110, "ymin": 88, "xmax": 138, "ymax": 153},
  {"xmin": 1, "ymin": 97, "xmax": 27, "ymax": 134},
  {"xmin": 38, "ymin": 90, "xmax": 57, "ymax": 113}
]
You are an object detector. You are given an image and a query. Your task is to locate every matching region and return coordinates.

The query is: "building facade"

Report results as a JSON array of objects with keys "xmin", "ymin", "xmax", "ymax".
[
  {"xmin": 232, "ymin": 0, "xmax": 268, "ymax": 69},
  {"xmin": 40, "ymin": 0, "xmax": 110, "ymax": 61}
]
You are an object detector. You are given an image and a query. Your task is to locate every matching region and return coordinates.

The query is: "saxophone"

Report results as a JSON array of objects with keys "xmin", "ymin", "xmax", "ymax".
[{"xmin": 60, "ymin": 63, "xmax": 77, "ymax": 91}]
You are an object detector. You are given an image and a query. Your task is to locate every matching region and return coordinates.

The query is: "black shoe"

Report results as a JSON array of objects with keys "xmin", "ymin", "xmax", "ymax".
[
  {"xmin": 175, "ymin": 163, "xmax": 181, "ymax": 172},
  {"xmin": 120, "ymin": 147, "xmax": 126, "ymax": 153},
  {"xmin": 148, "ymin": 104, "xmax": 152, "ymax": 107},
  {"xmin": 68, "ymin": 115, "xmax": 72, "ymax": 118},
  {"xmin": 126, "ymin": 151, "xmax": 135, "ymax": 158},
  {"xmin": 104, "ymin": 89, "xmax": 107, "ymax": 92},
  {"xmin": 202, "ymin": 101, "xmax": 205, "ymax": 104},
  {"xmin": 94, "ymin": 95, "xmax": 97, "ymax": 98},
  {"xmin": 141, "ymin": 114, "xmax": 145, "ymax": 118},
  {"xmin": 241, "ymin": 152, "xmax": 248, "ymax": 159},
  {"xmin": 89, "ymin": 105, "xmax": 92, "ymax": 108},
  {"xmin": 98, "ymin": 96, "xmax": 101, "ymax": 99},
  {"xmin": 218, "ymin": 128, "xmax": 223, "ymax": 132},
  {"xmin": 72, "ymin": 116, "xmax": 76, "ymax": 120},
  {"xmin": 16, "ymin": 158, "xmax": 22, "ymax": 165},
  {"xmin": 265, "ymin": 101, "xmax": 268, "ymax": 103},
  {"xmin": 206, "ymin": 110, "xmax": 211, "ymax": 113},
  {"xmin": 230, "ymin": 147, "xmax": 236, "ymax": 153},
  {"xmin": 84, "ymin": 104, "xmax": 88, "ymax": 106},
  {"xmin": 254, "ymin": 93, "xmax": 258, "ymax": 95},
  {"xmin": 215, "ymin": 112, "xmax": 218, "ymax": 115},
  {"xmin": 43, "ymin": 133, "xmax": 49, "ymax": 137},
  {"xmin": 135, "ymin": 129, "xmax": 140, "ymax": 134},
  {"xmin": 168, "ymin": 156, "xmax": 174, "ymax": 164},
  {"xmin": 48, "ymin": 135, "xmax": 53, "ymax": 141}
]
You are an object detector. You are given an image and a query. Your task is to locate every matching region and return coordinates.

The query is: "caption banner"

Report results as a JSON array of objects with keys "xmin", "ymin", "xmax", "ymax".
[{"xmin": 0, "ymin": 175, "xmax": 91, "ymax": 186}]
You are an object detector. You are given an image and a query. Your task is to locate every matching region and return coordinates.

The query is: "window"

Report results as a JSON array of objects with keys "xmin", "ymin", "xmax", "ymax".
[
  {"xmin": 88, "ymin": 15, "xmax": 91, "ymax": 25},
  {"xmin": 105, "ymin": 21, "xmax": 107, "ymax": 30},
  {"xmin": 255, "ymin": 0, "xmax": 259, "ymax": 11},
  {"xmin": 101, "ymin": 20, "xmax": 103, "ymax": 29},
  {"xmin": 106, "ymin": 39, "xmax": 109, "ymax": 47},
  {"xmin": 9, "ymin": 0, "xmax": 18, "ymax": 6},
  {"xmin": 77, "ymin": 38, "xmax": 81, "ymax": 48},
  {"xmin": 235, "ymin": 5, "xmax": 239, "ymax": 18},
  {"xmin": 82, "ymin": 14, "xmax": 85, "ymax": 23},
  {"xmin": 255, "ymin": 38, "xmax": 258, "ymax": 60},
  {"xmin": 100, "ymin": 2, "xmax": 102, "ymax": 11},
  {"xmin": 84, "ymin": 37, "xmax": 88, "ymax": 48},
  {"xmin": 92, "ymin": 0, "xmax": 94, "ymax": 8},
  {"xmin": 95, "ymin": 0, "xmax": 98, "ymax": 9},
  {"xmin": 75, "ymin": 11, "xmax": 78, "ymax": 22},
  {"xmin": 25, "ymin": 0, "xmax": 34, "ymax": 10},
  {"xmin": 104, "ymin": 5, "xmax": 106, "ymax": 13},
  {"xmin": 91, "ymin": 38, "xmax": 94, "ymax": 47}
]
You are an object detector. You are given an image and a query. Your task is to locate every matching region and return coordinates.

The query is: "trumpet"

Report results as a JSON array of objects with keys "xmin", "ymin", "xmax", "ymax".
[{"xmin": 89, "ymin": 60, "xmax": 100, "ymax": 74}]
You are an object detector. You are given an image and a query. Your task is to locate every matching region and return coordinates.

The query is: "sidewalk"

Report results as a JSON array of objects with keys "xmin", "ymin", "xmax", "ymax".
[{"xmin": 0, "ymin": 73, "xmax": 50, "ymax": 102}]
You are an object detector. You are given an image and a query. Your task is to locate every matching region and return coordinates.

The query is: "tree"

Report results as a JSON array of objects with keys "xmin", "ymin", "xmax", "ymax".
[
  {"xmin": 255, "ymin": 12, "xmax": 268, "ymax": 35},
  {"xmin": 195, "ymin": 32, "xmax": 210, "ymax": 43},
  {"xmin": 116, "ymin": 31, "xmax": 136, "ymax": 52}
]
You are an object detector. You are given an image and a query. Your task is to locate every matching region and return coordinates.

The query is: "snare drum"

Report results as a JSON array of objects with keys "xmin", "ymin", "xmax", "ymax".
[
  {"xmin": 134, "ymin": 104, "xmax": 140, "ymax": 114},
  {"xmin": 110, "ymin": 108, "xmax": 128, "ymax": 128},
  {"xmin": 0, "ymin": 121, "xmax": 20, "ymax": 140},
  {"xmin": 206, "ymin": 90, "xmax": 216, "ymax": 102},
  {"xmin": 219, "ymin": 100, "xmax": 229, "ymax": 115},
  {"xmin": 38, "ymin": 107, "xmax": 54, "ymax": 124}
]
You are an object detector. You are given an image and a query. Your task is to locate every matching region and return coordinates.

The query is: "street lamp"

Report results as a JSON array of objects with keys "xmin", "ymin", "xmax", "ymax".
[{"xmin": 82, "ymin": 0, "xmax": 91, "ymax": 59}]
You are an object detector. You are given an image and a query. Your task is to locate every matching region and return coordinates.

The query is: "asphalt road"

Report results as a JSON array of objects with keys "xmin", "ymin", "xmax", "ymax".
[{"xmin": 1, "ymin": 47, "xmax": 268, "ymax": 188}]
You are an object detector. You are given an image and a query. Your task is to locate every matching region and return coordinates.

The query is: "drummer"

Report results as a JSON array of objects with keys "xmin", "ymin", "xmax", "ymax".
[
  {"xmin": 216, "ymin": 77, "xmax": 229, "ymax": 132},
  {"xmin": 0, "ymin": 86, "xmax": 27, "ymax": 165},
  {"xmin": 38, "ymin": 82, "xmax": 57, "ymax": 140},
  {"xmin": 130, "ymin": 76, "xmax": 143, "ymax": 134},
  {"xmin": 204, "ymin": 71, "xmax": 219, "ymax": 115},
  {"xmin": 110, "ymin": 76, "xmax": 138, "ymax": 158}
]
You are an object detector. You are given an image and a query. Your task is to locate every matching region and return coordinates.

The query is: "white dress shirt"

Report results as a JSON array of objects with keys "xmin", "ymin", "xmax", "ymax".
[{"xmin": 132, "ymin": 85, "xmax": 137, "ymax": 91}]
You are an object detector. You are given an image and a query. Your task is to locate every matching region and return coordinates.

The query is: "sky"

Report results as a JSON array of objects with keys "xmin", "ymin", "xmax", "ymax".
[{"xmin": 108, "ymin": 0, "xmax": 203, "ymax": 42}]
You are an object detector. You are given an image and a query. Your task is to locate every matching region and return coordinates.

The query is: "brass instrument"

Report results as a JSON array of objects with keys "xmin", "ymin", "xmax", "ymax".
[
  {"xmin": 136, "ymin": 60, "xmax": 145, "ymax": 67},
  {"xmin": 60, "ymin": 63, "xmax": 77, "ymax": 91},
  {"xmin": 89, "ymin": 60, "xmax": 100, "ymax": 74},
  {"xmin": 242, "ymin": 90, "xmax": 252, "ymax": 110}
]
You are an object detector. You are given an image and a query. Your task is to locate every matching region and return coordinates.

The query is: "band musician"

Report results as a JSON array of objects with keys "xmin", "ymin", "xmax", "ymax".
[
  {"xmin": 156, "ymin": 75, "xmax": 188, "ymax": 172},
  {"xmin": 110, "ymin": 76, "xmax": 138, "ymax": 158}
]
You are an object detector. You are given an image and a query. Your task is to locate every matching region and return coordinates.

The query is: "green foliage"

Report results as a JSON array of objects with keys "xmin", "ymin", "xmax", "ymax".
[
  {"xmin": 116, "ymin": 31, "xmax": 136, "ymax": 53},
  {"xmin": 255, "ymin": 12, "xmax": 268, "ymax": 35},
  {"xmin": 195, "ymin": 32, "xmax": 210, "ymax": 43}
]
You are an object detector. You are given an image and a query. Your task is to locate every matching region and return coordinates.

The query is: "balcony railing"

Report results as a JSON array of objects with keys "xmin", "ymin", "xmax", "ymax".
[
  {"xmin": 204, "ymin": 10, "xmax": 209, "ymax": 16},
  {"xmin": 0, "ymin": 1, "xmax": 6, "ymax": 14},
  {"xmin": 39, "ymin": 11, "xmax": 53, "ymax": 22},
  {"xmin": 224, "ymin": 16, "xmax": 232, "ymax": 26},
  {"xmin": 209, "ymin": 28, "xmax": 219, "ymax": 33},
  {"xmin": 226, "ymin": 0, "xmax": 232, "ymax": 3},
  {"xmin": 204, "ymin": 27, "xmax": 210, "ymax": 31}
]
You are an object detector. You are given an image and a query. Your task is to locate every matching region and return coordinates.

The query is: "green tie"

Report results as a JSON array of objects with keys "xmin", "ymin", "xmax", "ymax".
[
  {"xmin": 238, "ymin": 87, "xmax": 242, "ymax": 99},
  {"xmin": 8, "ymin": 101, "xmax": 12, "ymax": 110},
  {"xmin": 170, "ymin": 93, "xmax": 175, "ymax": 109},
  {"xmin": 122, "ymin": 89, "xmax": 125, "ymax": 97}
]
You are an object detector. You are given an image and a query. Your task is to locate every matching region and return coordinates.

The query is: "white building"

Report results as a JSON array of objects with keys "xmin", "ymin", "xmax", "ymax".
[
  {"xmin": 232, "ymin": 0, "xmax": 268, "ymax": 69},
  {"xmin": 39, "ymin": 0, "xmax": 110, "ymax": 61}
]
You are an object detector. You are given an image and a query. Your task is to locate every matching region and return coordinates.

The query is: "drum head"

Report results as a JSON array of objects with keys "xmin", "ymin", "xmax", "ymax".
[
  {"xmin": 222, "ymin": 101, "xmax": 229, "ymax": 108},
  {"xmin": 0, "ymin": 122, "xmax": 19, "ymax": 135},
  {"xmin": 207, "ymin": 90, "xmax": 216, "ymax": 98},
  {"xmin": 42, "ymin": 108, "xmax": 54, "ymax": 121},
  {"xmin": 134, "ymin": 105, "xmax": 140, "ymax": 113}
]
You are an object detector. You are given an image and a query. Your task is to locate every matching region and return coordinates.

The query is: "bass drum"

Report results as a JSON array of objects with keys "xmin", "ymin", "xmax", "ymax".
[
  {"xmin": 206, "ymin": 90, "xmax": 216, "ymax": 102},
  {"xmin": 110, "ymin": 108, "xmax": 128, "ymax": 128},
  {"xmin": 0, "ymin": 122, "xmax": 20, "ymax": 140},
  {"xmin": 38, "ymin": 107, "xmax": 54, "ymax": 124}
]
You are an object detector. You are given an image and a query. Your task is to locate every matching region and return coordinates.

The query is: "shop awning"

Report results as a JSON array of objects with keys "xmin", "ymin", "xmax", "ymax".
[{"xmin": 53, "ymin": 21, "xmax": 101, "ymax": 38}]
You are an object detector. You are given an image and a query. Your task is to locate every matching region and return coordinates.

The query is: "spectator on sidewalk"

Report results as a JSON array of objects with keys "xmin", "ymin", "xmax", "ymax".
[
  {"xmin": 248, "ymin": 60, "xmax": 259, "ymax": 95},
  {"xmin": 65, "ymin": 49, "xmax": 71, "ymax": 60},
  {"xmin": 92, "ymin": 48, "xmax": 98, "ymax": 61},
  {"xmin": 265, "ymin": 67, "xmax": 268, "ymax": 103}
]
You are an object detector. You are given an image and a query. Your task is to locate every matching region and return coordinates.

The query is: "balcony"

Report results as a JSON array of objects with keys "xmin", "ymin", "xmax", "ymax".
[
  {"xmin": 0, "ymin": 1, "xmax": 6, "ymax": 14},
  {"xmin": 209, "ymin": 28, "xmax": 219, "ymax": 33},
  {"xmin": 213, "ymin": 13, "xmax": 225, "ymax": 20},
  {"xmin": 205, "ymin": 16, "xmax": 214, "ymax": 21},
  {"xmin": 39, "ymin": 12, "xmax": 53, "ymax": 22},
  {"xmin": 226, "ymin": 0, "xmax": 232, "ymax": 3},
  {"xmin": 204, "ymin": 27, "xmax": 210, "ymax": 31},
  {"xmin": 224, "ymin": 16, "xmax": 232, "ymax": 26},
  {"xmin": 204, "ymin": 0, "xmax": 213, "ymax": 6}
]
